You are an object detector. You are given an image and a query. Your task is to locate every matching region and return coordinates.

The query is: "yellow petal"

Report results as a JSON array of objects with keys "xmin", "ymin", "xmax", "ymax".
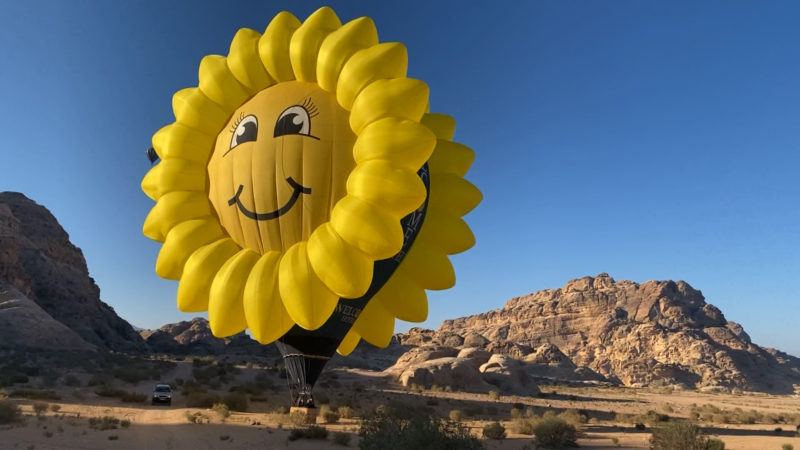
[
  {"xmin": 143, "ymin": 191, "xmax": 213, "ymax": 241},
  {"xmin": 352, "ymin": 301, "xmax": 394, "ymax": 348},
  {"xmin": 349, "ymin": 78, "xmax": 429, "ymax": 134},
  {"xmin": 353, "ymin": 118, "xmax": 436, "ymax": 171},
  {"xmin": 416, "ymin": 209, "xmax": 475, "ymax": 255},
  {"xmin": 156, "ymin": 218, "xmax": 225, "ymax": 280},
  {"xmin": 307, "ymin": 223, "xmax": 373, "ymax": 298},
  {"xmin": 259, "ymin": 11, "xmax": 301, "ymax": 82},
  {"xmin": 421, "ymin": 113, "xmax": 456, "ymax": 140},
  {"xmin": 290, "ymin": 6, "xmax": 341, "ymax": 82},
  {"xmin": 337, "ymin": 43, "xmax": 408, "ymax": 110},
  {"xmin": 208, "ymin": 248, "xmax": 260, "ymax": 337},
  {"xmin": 227, "ymin": 28, "xmax": 274, "ymax": 92},
  {"xmin": 427, "ymin": 139, "xmax": 475, "ymax": 177},
  {"xmin": 278, "ymin": 242, "xmax": 339, "ymax": 330},
  {"xmin": 152, "ymin": 122, "xmax": 215, "ymax": 165},
  {"xmin": 347, "ymin": 160, "xmax": 426, "ymax": 216},
  {"xmin": 172, "ymin": 88, "xmax": 230, "ymax": 135},
  {"xmin": 244, "ymin": 251, "xmax": 296, "ymax": 344},
  {"xmin": 336, "ymin": 328, "xmax": 361, "ymax": 356},
  {"xmin": 141, "ymin": 158, "xmax": 206, "ymax": 201},
  {"xmin": 330, "ymin": 196, "xmax": 403, "ymax": 259},
  {"xmin": 398, "ymin": 242, "xmax": 455, "ymax": 290},
  {"xmin": 374, "ymin": 267, "xmax": 428, "ymax": 322},
  {"xmin": 427, "ymin": 173, "xmax": 482, "ymax": 217},
  {"xmin": 317, "ymin": 17, "xmax": 378, "ymax": 92},
  {"xmin": 177, "ymin": 238, "xmax": 240, "ymax": 312},
  {"xmin": 198, "ymin": 55, "xmax": 250, "ymax": 112}
]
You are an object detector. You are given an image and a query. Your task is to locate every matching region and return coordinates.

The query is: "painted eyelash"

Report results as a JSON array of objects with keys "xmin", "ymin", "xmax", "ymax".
[
  {"xmin": 302, "ymin": 98, "xmax": 319, "ymax": 118},
  {"xmin": 230, "ymin": 112, "xmax": 245, "ymax": 133}
]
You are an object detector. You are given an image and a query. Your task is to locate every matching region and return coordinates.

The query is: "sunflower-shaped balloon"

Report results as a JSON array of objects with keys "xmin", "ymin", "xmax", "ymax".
[{"xmin": 142, "ymin": 7, "xmax": 480, "ymax": 357}]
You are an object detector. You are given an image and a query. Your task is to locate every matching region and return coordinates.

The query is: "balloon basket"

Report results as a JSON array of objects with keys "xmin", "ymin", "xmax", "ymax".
[{"xmin": 290, "ymin": 406, "xmax": 318, "ymax": 424}]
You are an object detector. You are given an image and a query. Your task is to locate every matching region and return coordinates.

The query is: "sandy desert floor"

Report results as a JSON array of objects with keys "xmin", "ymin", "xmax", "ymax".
[{"xmin": 2, "ymin": 360, "xmax": 799, "ymax": 450}]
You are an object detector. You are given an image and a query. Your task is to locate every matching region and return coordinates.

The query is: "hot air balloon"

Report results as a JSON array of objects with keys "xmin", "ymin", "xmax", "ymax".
[{"xmin": 141, "ymin": 6, "xmax": 481, "ymax": 408}]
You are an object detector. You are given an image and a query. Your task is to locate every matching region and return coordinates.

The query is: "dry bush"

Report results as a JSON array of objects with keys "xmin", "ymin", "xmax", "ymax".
[
  {"xmin": 288, "ymin": 425, "xmax": 328, "ymax": 441},
  {"xmin": 222, "ymin": 392, "xmax": 249, "ymax": 412},
  {"xmin": 88, "ymin": 416, "xmax": 120, "ymax": 430},
  {"xmin": 212, "ymin": 403, "xmax": 230, "ymax": 420},
  {"xmin": 488, "ymin": 390, "xmax": 500, "ymax": 401},
  {"xmin": 338, "ymin": 405, "xmax": 355, "ymax": 418},
  {"xmin": 448, "ymin": 410, "xmax": 462, "ymax": 422},
  {"xmin": 482, "ymin": 421, "xmax": 506, "ymax": 440},
  {"xmin": 321, "ymin": 405, "xmax": 341, "ymax": 424},
  {"xmin": 0, "ymin": 399, "xmax": 21, "ymax": 424},
  {"xmin": 360, "ymin": 408, "xmax": 481, "ymax": 449},
  {"xmin": 186, "ymin": 392, "xmax": 220, "ymax": 408},
  {"xmin": 332, "ymin": 431, "xmax": 351, "ymax": 446},
  {"xmin": 32, "ymin": 402, "xmax": 49, "ymax": 416},
  {"xmin": 650, "ymin": 422, "xmax": 718, "ymax": 450}
]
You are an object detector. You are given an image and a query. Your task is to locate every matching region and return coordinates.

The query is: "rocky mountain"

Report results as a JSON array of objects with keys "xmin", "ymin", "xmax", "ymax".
[
  {"xmin": 0, "ymin": 192, "xmax": 146, "ymax": 352},
  {"xmin": 400, "ymin": 273, "xmax": 800, "ymax": 394},
  {"xmin": 141, "ymin": 317, "xmax": 279, "ymax": 358},
  {"xmin": 0, "ymin": 281, "xmax": 94, "ymax": 350}
]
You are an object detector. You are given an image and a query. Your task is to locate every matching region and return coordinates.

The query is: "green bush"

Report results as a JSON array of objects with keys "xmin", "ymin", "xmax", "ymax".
[
  {"xmin": 650, "ymin": 422, "xmax": 716, "ymax": 450},
  {"xmin": 360, "ymin": 409, "xmax": 482, "ymax": 450},
  {"xmin": 89, "ymin": 416, "xmax": 120, "ymax": 430},
  {"xmin": 288, "ymin": 425, "xmax": 328, "ymax": 441},
  {"xmin": 533, "ymin": 417, "xmax": 578, "ymax": 448},
  {"xmin": 186, "ymin": 392, "xmax": 220, "ymax": 408},
  {"xmin": 482, "ymin": 421, "xmax": 506, "ymax": 440},
  {"xmin": 222, "ymin": 392, "xmax": 249, "ymax": 412},
  {"xmin": 0, "ymin": 399, "xmax": 21, "ymax": 424}
]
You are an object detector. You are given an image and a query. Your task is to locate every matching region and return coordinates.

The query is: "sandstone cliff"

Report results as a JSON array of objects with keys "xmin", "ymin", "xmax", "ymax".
[
  {"xmin": 426, "ymin": 274, "xmax": 800, "ymax": 394},
  {"xmin": 0, "ymin": 192, "xmax": 146, "ymax": 352}
]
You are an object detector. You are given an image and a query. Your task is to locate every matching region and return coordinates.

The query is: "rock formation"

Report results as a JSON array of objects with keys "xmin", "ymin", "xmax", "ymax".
[
  {"xmin": 0, "ymin": 281, "xmax": 94, "ymax": 350},
  {"xmin": 0, "ymin": 192, "xmax": 146, "ymax": 352},
  {"xmin": 141, "ymin": 317, "xmax": 278, "ymax": 358},
  {"xmin": 426, "ymin": 273, "xmax": 800, "ymax": 394}
]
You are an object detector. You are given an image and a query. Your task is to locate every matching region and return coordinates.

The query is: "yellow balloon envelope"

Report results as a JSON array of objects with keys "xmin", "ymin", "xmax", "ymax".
[{"xmin": 142, "ymin": 7, "xmax": 481, "ymax": 360}]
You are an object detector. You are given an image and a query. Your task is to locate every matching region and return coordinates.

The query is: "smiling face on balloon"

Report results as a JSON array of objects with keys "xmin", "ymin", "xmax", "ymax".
[{"xmin": 207, "ymin": 81, "xmax": 356, "ymax": 254}]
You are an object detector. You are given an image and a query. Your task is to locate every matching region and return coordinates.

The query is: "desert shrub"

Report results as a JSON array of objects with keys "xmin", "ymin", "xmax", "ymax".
[
  {"xmin": 488, "ymin": 390, "xmax": 500, "ymax": 401},
  {"xmin": 89, "ymin": 416, "xmax": 120, "ymax": 430},
  {"xmin": 558, "ymin": 409, "xmax": 588, "ymax": 427},
  {"xmin": 120, "ymin": 419, "xmax": 131, "ymax": 428},
  {"xmin": 635, "ymin": 423, "xmax": 646, "ymax": 430},
  {"xmin": 120, "ymin": 391, "xmax": 146, "ymax": 403},
  {"xmin": 511, "ymin": 407, "xmax": 524, "ymax": 419},
  {"xmin": 94, "ymin": 385, "xmax": 125, "ymax": 398},
  {"xmin": 482, "ymin": 421, "xmax": 506, "ymax": 440},
  {"xmin": 222, "ymin": 392, "xmax": 249, "ymax": 412},
  {"xmin": 448, "ymin": 410, "xmax": 462, "ymax": 422},
  {"xmin": 321, "ymin": 405, "xmax": 341, "ymax": 424},
  {"xmin": 0, "ymin": 399, "xmax": 21, "ymax": 424},
  {"xmin": 338, "ymin": 405, "xmax": 355, "ymax": 418},
  {"xmin": 185, "ymin": 411, "xmax": 206, "ymax": 424},
  {"xmin": 49, "ymin": 404, "xmax": 61, "ymax": 413},
  {"xmin": 360, "ymin": 408, "xmax": 482, "ymax": 450},
  {"xmin": 650, "ymin": 422, "xmax": 714, "ymax": 450},
  {"xmin": 274, "ymin": 405, "xmax": 290, "ymax": 414},
  {"xmin": 707, "ymin": 438, "xmax": 725, "ymax": 450},
  {"xmin": 219, "ymin": 434, "xmax": 230, "ymax": 440},
  {"xmin": 9, "ymin": 389, "xmax": 60, "ymax": 400},
  {"xmin": 782, "ymin": 445, "xmax": 793, "ymax": 450},
  {"xmin": 332, "ymin": 431, "xmax": 351, "ymax": 446},
  {"xmin": 192, "ymin": 356, "xmax": 214, "ymax": 367},
  {"xmin": 212, "ymin": 403, "xmax": 230, "ymax": 420},
  {"xmin": 511, "ymin": 417, "xmax": 538, "ymax": 435},
  {"xmin": 32, "ymin": 402, "xmax": 49, "ymax": 416},
  {"xmin": 186, "ymin": 392, "xmax": 220, "ymax": 408},
  {"xmin": 534, "ymin": 417, "xmax": 578, "ymax": 448},
  {"xmin": 289, "ymin": 425, "xmax": 328, "ymax": 441}
]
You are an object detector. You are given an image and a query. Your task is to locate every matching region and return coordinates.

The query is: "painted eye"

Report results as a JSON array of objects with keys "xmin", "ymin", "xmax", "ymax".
[
  {"xmin": 274, "ymin": 105, "xmax": 311, "ymax": 138},
  {"xmin": 230, "ymin": 114, "xmax": 258, "ymax": 150}
]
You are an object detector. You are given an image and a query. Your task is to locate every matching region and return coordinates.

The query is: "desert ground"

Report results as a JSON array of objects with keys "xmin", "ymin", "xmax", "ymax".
[{"xmin": 1, "ymin": 352, "xmax": 799, "ymax": 449}]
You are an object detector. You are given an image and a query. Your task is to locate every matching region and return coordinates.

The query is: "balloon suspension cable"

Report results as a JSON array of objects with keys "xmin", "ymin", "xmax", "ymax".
[{"xmin": 276, "ymin": 341, "xmax": 330, "ymax": 408}]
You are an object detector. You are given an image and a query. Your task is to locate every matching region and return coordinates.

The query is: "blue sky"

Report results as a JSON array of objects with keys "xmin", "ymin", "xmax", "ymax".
[{"xmin": 1, "ymin": 1, "xmax": 798, "ymax": 355}]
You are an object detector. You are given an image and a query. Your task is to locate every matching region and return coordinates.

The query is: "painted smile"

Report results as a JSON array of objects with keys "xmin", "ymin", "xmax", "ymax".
[{"xmin": 227, "ymin": 177, "xmax": 311, "ymax": 221}]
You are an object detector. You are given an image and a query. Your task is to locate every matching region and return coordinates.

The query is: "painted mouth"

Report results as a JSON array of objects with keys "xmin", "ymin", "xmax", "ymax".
[{"xmin": 227, "ymin": 177, "xmax": 311, "ymax": 221}]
